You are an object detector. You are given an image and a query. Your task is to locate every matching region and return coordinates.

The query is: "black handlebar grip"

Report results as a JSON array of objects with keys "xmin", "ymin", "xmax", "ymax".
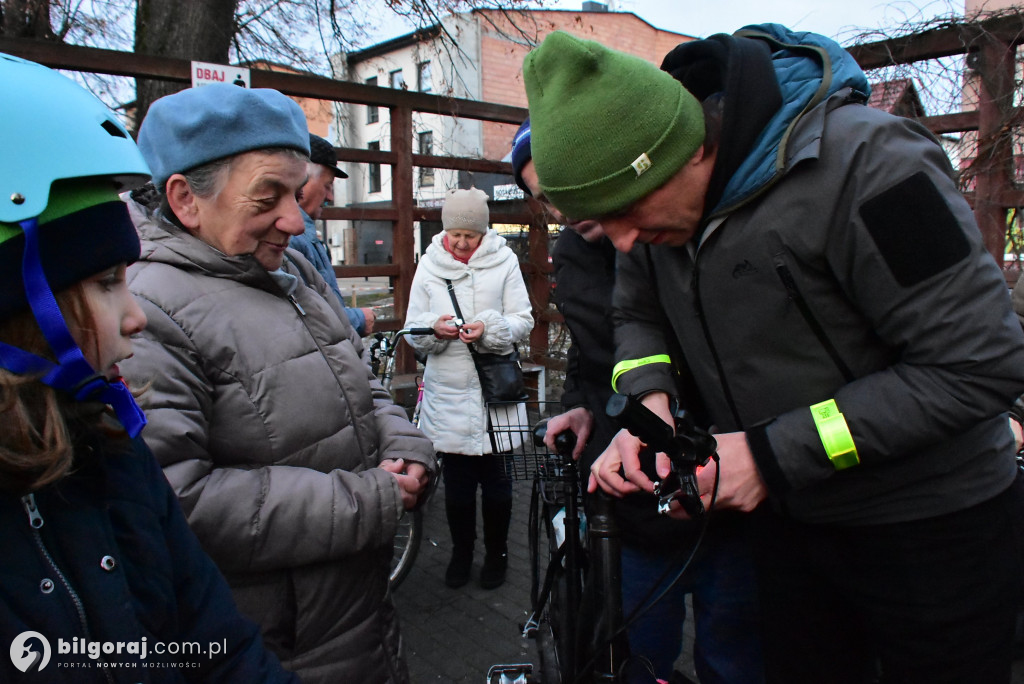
[
  {"xmin": 605, "ymin": 393, "xmax": 675, "ymax": 453},
  {"xmin": 553, "ymin": 430, "xmax": 577, "ymax": 456},
  {"xmin": 532, "ymin": 419, "xmax": 578, "ymax": 456},
  {"xmin": 533, "ymin": 420, "xmax": 549, "ymax": 448},
  {"xmin": 406, "ymin": 328, "xmax": 435, "ymax": 336}
]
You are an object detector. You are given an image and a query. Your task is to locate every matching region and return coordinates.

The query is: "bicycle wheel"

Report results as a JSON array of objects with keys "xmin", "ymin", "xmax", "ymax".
[{"xmin": 389, "ymin": 508, "xmax": 423, "ymax": 589}]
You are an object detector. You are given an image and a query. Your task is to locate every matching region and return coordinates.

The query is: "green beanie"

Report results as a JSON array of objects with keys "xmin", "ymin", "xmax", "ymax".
[{"xmin": 523, "ymin": 31, "xmax": 705, "ymax": 219}]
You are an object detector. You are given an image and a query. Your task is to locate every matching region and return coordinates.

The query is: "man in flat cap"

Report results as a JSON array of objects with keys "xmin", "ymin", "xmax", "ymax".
[
  {"xmin": 524, "ymin": 27, "xmax": 1024, "ymax": 683},
  {"xmin": 291, "ymin": 133, "xmax": 374, "ymax": 336}
]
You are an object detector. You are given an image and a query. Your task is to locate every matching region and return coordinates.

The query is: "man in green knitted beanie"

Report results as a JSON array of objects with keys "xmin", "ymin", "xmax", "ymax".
[
  {"xmin": 523, "ymin": 30, "xmax": 706, "ymax": 236},
  {"xmin": 524, "ymin": 26, "xmax": 1024, "ymax": 684}
]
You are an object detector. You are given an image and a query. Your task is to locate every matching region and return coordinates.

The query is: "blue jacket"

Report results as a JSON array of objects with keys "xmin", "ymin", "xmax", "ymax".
[
  {"xmin": 290, "ymin": 209, "xmax": 367, "ymax": 335},
  {"xmin": 712, "ymin": 23, "xmax": 870, "ymax": 216},
  {"xmin": 0, "ymin": 420, "xmax": 297, "ymax": 683}
]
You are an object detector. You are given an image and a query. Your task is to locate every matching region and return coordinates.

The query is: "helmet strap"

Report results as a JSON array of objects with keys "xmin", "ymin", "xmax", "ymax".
[{"xmin": 0, "ymin": 218, "xmax": 146, "ymax": 437}]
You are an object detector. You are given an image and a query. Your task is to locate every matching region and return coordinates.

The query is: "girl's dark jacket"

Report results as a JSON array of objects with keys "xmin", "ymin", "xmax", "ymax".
[
  {"xmin": 0, "ymin": 421, "xmax": 297, "ymax": 683},
  {"xmin": 613, "ymin": 24, "xmax": 1024, "ymax": 525}
]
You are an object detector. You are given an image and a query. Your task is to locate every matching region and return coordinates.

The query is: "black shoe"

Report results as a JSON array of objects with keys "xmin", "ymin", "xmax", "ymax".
[
  {"xmin": 479, "ymin": 552, "xmax": 507, "ymax": 589},
  {"xmin": 445, "ymin": 548, "xmax": 472, "ymax": 588}
]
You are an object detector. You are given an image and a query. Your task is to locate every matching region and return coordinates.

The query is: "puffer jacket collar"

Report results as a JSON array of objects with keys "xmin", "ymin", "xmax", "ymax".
[{"xmin": 419, "ymin": 229, "xmax": 512, "ymax": 281}]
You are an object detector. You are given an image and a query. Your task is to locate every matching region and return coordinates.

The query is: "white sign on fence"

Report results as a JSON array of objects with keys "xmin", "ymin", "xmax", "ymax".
[
  {"xmin": 191, "ymin": 61, "xmax": 251, "ymax": 89},
  {"xmin": 492, "ymin": 183, "xmax": 525, "ymax": 201}
]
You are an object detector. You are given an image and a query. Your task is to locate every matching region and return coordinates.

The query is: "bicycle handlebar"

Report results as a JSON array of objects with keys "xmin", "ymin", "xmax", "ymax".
[
  {"xmin": 402, "ymin": 327, "xmax": 436, "ymax": 337},
  {"xmin": 532, "ymin": 420, "xmax": 577, "ymax": 456},
  {"xmin": 605, "ymin": 393, "xmax": 717, "ymax": 519}
]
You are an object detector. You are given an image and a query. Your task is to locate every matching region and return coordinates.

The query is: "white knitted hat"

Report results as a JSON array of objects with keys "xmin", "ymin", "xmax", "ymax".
[{"xmin": 441, "ymin": 187, "xmax": 489, "ymax": 233}]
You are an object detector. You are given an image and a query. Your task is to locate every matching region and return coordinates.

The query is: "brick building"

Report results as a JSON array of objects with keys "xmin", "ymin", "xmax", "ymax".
[{"xmin": 335, "ymin": 2, "xmax": 694, "ymax": 259}]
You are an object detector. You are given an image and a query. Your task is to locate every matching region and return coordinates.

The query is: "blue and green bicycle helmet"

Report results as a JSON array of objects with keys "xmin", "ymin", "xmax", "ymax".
[{"xmin": 0, "ymin": 53, "xmax": 151, "ymax": 436}]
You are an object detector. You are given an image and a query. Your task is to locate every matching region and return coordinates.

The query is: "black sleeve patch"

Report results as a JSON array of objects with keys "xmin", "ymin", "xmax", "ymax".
[{"xmin": 857, "ymin": 171, "xmax": 971, "ymax": 287}]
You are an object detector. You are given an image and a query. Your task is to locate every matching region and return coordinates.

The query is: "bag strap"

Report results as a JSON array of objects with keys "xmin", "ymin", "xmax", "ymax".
[
  {"xmin": 444, "ymin": 278, "xmax": 518, "ymax": 357},
  {"xmin": 445, "ymin": 279, "xmax": 480, "ymax": 357},
  {"xmin": 444, "ymin": 279, "xmax": 466, "ymax": 320}
]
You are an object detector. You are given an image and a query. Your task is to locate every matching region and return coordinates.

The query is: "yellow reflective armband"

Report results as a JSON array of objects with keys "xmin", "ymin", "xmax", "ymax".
[
  {"xmin": 611, "ymin": 355, "xmax": 672, "ymax": 392},
  {"xmin": 809, "ymin": 399, "xmax": 860, "ymax": 470}
]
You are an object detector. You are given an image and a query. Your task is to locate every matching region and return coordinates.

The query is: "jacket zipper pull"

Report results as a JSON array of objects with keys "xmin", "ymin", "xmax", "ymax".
[
  {"xmin": 289, "ymin": 294, "xmax": 306, "ymax": 316},
  {"xmin": 22, "ymin": 493, "xmax": 43, "ymax": 529}
]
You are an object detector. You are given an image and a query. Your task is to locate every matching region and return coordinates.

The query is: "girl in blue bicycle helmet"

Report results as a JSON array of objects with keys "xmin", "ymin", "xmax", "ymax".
[{"xmin": 0, "ymin": 53, "xmax": 298, "ymax": 683}]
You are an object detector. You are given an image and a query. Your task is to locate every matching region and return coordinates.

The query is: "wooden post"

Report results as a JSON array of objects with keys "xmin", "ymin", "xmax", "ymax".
[
  {"xmin": 973, "ymin": 38, "xmax": 1016, "ymax": 267},
  {"xmin": 527, "ymin": 211, "xmax": 551, "ymax": 364},
  {"xmin": 390, "ymin": 105, "xmax": 416, "ymax": 373}
]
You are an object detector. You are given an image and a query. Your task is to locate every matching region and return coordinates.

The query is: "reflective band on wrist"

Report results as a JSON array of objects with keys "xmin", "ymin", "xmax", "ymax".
[
  {"xmin": 810, "ymin": 399, "xmax": 860, "ymax": 470},
  {"xmin": 611, "ymin": 355, "xmax": 672, "ymax": 392}
]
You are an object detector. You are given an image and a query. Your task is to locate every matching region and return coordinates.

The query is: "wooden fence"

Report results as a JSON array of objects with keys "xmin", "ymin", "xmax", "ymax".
[{"xmin": 4, "ymin": 12, "xmax": 1023, "ymax": 371}]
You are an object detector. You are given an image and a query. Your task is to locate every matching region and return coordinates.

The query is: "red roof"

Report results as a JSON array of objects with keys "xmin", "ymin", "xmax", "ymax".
[{"xmin": 867, "ymin": 78, "xmax": 927, "ymax": 118}]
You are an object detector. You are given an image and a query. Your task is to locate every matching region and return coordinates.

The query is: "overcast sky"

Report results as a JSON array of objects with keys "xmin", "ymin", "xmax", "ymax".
[
  {"xmin": 367, "ymin": 0, "xmax": 965, "ymax": 46},
  {"xmin": 609, "ymin": 0, "xmax": 964, "ymax": 41}
]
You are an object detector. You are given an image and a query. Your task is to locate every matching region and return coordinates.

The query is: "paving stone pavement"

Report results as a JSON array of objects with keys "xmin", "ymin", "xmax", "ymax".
[{"xmin": 393, "ymin": 477, "xmax": 698, "ymax": 684}]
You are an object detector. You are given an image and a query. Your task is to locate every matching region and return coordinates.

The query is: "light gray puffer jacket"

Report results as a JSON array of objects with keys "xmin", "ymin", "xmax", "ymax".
[{"xmin": 121, "ymin": 205, "xmax": 435, "ymax": 684}]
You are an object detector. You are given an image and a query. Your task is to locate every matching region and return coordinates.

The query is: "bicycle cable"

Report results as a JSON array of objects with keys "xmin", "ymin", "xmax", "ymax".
[{"xmin": 571, "ymin": 455, "xmax": 721, "ymax": 684}]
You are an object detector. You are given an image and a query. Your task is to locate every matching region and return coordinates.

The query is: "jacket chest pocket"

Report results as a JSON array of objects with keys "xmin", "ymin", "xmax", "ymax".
[{"xmin": 771, "ymin": 253, "xmax": 855, "ymax": 384}]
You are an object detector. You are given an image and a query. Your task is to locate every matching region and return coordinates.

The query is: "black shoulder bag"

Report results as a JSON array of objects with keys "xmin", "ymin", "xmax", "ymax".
[{"xmin": 445, "ymin": 279, "xmax": 527, "ymax": 402}]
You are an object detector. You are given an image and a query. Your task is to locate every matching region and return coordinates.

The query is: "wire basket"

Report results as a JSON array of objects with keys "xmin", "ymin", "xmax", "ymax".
[{"xmin": 486, "ymin": 400, "xmax": 564, "ymax": 481}]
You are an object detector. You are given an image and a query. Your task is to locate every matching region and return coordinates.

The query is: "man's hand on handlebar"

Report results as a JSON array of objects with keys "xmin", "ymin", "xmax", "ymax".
[
  {"xmin": 659, "ymin": 431, "xmax": 769, "ymax": 519},
  {"xmin": 587, "ymin": 390, "xmax": 770, "ymax": 518},
  {"xmin": 588, "ymin": 428, "xmax": 647, "ymax": 497},
  {"xmin": 544, "ymin": 407, "xmax": 593, "ymax": 461}
]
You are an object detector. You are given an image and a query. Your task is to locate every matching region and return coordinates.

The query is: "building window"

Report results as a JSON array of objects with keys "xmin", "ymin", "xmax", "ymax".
[
  {"xmin": 368, "ymin": 141, "xmax": 381, "ymax": 194},
  {"xmin": 417, "ymin": 61, "xmax": 432, "ymax": 93},
  {"xmin": 365, "ymin": 76, "xmax": 379, "ymax": 124},
  {"xmin": 389, "ymin": 69, "xmax": 405, "ymax": 90},
  {"xmin": 418, "ymin": 131, "xmax": 434, "ymax": 187}
]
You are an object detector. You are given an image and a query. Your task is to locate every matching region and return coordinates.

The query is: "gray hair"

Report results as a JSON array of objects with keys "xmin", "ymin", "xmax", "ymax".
[{"xmin": 159, "ymin": 147, "xmax": 309, "ymax": 221}]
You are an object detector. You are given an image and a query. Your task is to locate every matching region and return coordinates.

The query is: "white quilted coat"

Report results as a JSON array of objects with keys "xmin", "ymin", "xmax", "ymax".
[{"xmin": 404, "ymin": 230, "xmax": 534, "ymax": 455}]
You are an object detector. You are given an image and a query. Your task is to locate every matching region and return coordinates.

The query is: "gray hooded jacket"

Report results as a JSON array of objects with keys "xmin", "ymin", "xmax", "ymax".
[{"xmin": 613, "ymin": 27, "xmax": 1024, "ymax": 525}]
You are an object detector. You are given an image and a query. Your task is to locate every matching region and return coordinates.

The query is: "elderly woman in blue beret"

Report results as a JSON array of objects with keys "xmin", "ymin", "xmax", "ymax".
[{"xmin": 119, "ymin": 84, "xmax": 436, "ymax": 684}]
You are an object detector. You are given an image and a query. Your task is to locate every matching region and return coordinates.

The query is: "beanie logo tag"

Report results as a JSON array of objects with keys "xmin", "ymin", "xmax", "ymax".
[{"xmin": 631, "ymin": 153, "xmax": 652, "ymax": 177}]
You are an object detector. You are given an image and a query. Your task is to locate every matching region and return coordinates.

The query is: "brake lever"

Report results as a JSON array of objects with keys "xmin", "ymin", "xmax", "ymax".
[{"xmin": 606, "ymin": 393, "xmax": 716, "ymax": 518}]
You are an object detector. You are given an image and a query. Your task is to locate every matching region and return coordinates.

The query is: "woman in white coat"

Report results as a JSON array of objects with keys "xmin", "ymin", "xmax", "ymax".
[{"xmin": 405, "ymin": 188, "xmax": 534, "ymax": 589}]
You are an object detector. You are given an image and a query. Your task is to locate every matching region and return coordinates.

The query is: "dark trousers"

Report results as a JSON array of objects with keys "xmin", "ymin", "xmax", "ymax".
[
  {"xmin": 441, "ymin": 453, "xmax": 513, "ymax": 554},
  {"xmin": 621, "ymin": 525, "xmax": 764, "ymax": 684},
  {"xmin": 753, "ymin": 472, "xmax": 1024, "ymax": 684}
]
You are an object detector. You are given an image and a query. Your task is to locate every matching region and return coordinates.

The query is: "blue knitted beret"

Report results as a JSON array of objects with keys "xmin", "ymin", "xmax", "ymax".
[
  {"xmin": 510, "ymin": 118, "xmax": 532, "ymax": 195},
  {"xmin": 138, "ymin": 84, "xmax": 310, "ymax": 190}
]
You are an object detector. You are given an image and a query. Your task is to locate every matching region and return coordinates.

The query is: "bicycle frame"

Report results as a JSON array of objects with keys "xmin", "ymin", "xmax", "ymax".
[
  {"xmin": 519, "ymin": 421, "xmax": 628, "ymax": 684},
  {"xmin": 488, "ymin": 393, "xmax": 718, "ymax": 684}
]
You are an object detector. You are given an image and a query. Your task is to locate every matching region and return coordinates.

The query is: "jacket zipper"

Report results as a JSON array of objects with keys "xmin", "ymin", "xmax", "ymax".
[
  {"xmin": 691, "ymin": 265, "xmax": 745, "ymax": 430},
  {"xmin": 774, "ymin": 264, "xmax": 855, "ymax": 383},
  {"xmin": 288, "ymin": 290, "xmax": 371, "ymax": 459},
  {"xmin": 288, "ymin": 294, "xmax": 306, "ymax": 317},
  {"xmin": 22, "ymin": 494, "xmax": 116, "ymax": 684}
]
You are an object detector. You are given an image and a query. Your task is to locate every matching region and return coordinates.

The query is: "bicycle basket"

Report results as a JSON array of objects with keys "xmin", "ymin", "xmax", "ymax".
[{"xmin": 486, "ymin": 400, "xmax": 564, "ymax": 481}]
